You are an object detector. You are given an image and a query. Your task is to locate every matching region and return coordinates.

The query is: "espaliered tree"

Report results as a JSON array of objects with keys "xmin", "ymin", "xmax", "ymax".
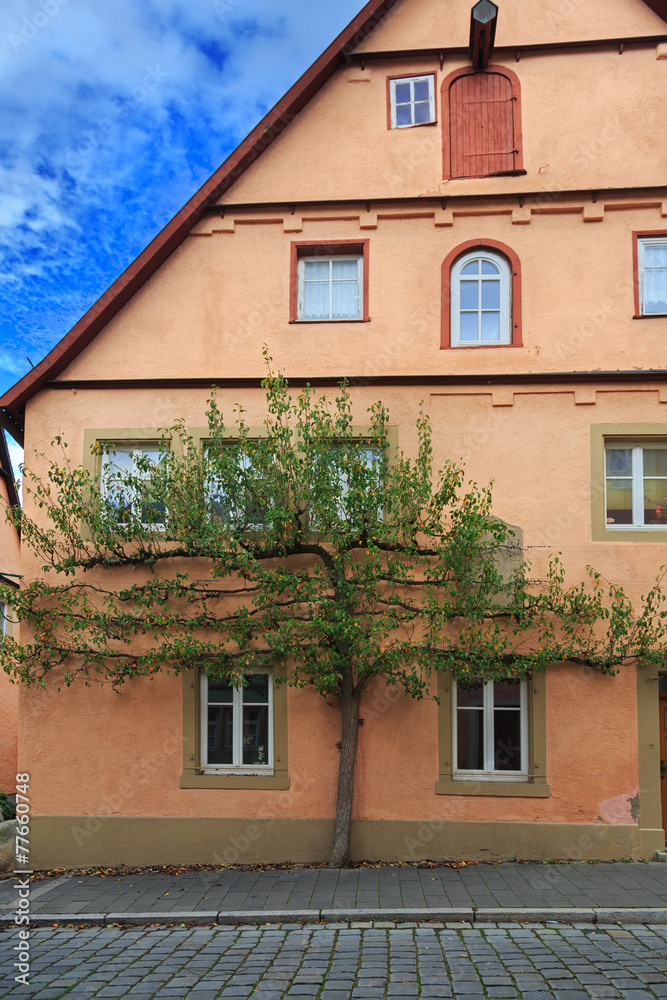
[{"xmin": 2, "ymin": 366, "xmax": 667, "ymax": 866}]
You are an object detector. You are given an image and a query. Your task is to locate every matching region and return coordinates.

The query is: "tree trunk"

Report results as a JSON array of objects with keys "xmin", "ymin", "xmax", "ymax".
[{"xmin": 328, "ymin": 673, "xmax": 360, "ymax": 867}]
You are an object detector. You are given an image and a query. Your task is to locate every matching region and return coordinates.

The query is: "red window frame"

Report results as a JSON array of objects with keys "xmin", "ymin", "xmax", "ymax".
[
  {"xmin": 386, "ymin": 72, "xmax": 438, "ymax": 131},
  {"xmin": 289, "ymin": 240, "xmax": 370, "ymax": 324},
  {"xmin": 633, "ymin": 230, "xmax": 667, "ymax": 319}
]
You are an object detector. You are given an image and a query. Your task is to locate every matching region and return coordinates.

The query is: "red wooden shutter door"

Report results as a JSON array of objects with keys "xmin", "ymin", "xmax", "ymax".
[{"xmin": 449, "ymin": 72, "xmax": 515, "ymax": 178}]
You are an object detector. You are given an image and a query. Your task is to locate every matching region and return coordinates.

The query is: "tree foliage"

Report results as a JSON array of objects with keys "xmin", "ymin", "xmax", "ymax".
[{"xmin": 2, "ymin": 367, "xmax": 667, "ymax": 864}]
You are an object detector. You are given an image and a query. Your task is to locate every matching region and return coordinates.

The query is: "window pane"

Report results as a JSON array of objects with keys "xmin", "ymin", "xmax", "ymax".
[
  {"xmin": 304, "ymin": 282, "xmax": 330, "ymax": 320},
  {"xmin": 304, "ymin": 260, "xmax": 330, "ymax": 280},
  {"xmin": 396, "ymin": 104, "xmax": 412, "ymax": 126},
  {"xmin": 102, "ymin": 450, "xmax": 136, "ymax": 521},
  {"xmin": 494, "ymin": 679, "xmax": 521, "ymax": 707},
  {"xmin": 457, "ymin": 709, "xmax": 484, "ymax": 769},
  {"xmin": 481, "ymin": 260, "xmax": 499, "ymax": 274},
  {"xmin": 395, "ymin": 82, "xmax": 411, "ymax": 103},
  {"xmin": 332, "ymin": 259, "xmax": 359, "ymax": 280},
  {"xmin": 481, "ymin": 312, "xmax": 500, "ymax": 341},
  {"xmin": 243, "ymin": 674, "xmax": 269, "ymax": 704},
  {"xmin": 494, "ymin": 710, "xmax": 522, "ymax": 771},
  {"xmin": 606, "ymin": 479, "xmax": 633, "ymax": 524},
  {"xmin": 207, "ymin": 705, "xmax": 233, "ymax": 765},
  {"xmin": 644, "ymin": 270, "xmax": 667, "ymax": 313},
  {"xmin": 243, "ymin": 706, "xmax": 269, "ymax": 765},
  {"xmin": 645, "ymin": 245, "xmax": 667, "ymax": 267},
  {"xmin": 644, "ymin": 479, "xmax": 667, "ymax": 524},
  {"xmin": 457, "ymin": 683, "xmax": 483, "ymax": 707},
  {"xmin": 208, "ymin": 680, "xmax": 234, "ymax": 704},
  {"xmin": 105, "ymin": 449, "xmax": 135, "ymax": 475},
  {"xmin": 606, "ymin": 449, "xmax": 632, "ymax": 477},
  {"xmin": 460, "ymin": 281, "xmax": 478, "ymax": 310},
  {"xmin": 459, "ymin": 313, "xmax": 478, "ymax": 341},
  {"xmin": 413, "ymin": 79, "xmax": 430, "ymax": 101},
  {"xmin": 332, "ymin": 281, "xmax": 359, "ymax": 319},
  {"xmin": 210, "ymin": 490, "xmax": 231, "ymax": 521},
  {"xmin": 414, "ymin": 101, "xmax": 431, "ymax": 124},
  {"xmin": 644, "ymin": 450, "xmax": 667, "ymax": 477},
  {"xmin": 481, "ymin": 280, "xmax": 500, "ymax": 309},
  {"xmin": 461, "ymin": 261, "xmax": 479, "ymax": 275},
  {"xmin": 140, "ymin": 499, "xmax": 167, "ymax": 526}
]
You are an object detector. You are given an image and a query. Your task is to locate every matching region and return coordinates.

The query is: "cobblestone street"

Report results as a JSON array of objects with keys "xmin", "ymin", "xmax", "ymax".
[{"xmin": 2, "ymin": 922, "xmax": 667, "ymax": 999}]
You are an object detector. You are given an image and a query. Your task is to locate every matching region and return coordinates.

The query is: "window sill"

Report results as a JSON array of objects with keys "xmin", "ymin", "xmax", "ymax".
[
  {"xmin": 180, "ymin": 773, "xmax": 290, "ymax": 790},
  {"xmin": 443, "ymin": 342, "xmax": 519, "ymax": 350},
  {"xmin": 447, "ymin": 169, "xmax": 528, "ymax": 180},
  {"xmin": 289, "ymin": 318, "xmax": 371, "ymax": 324},
  {"xmin": 593, "ymin": 528, "xmax": 667, "ymax": 543},
  {"xmin": 392, "ymin": 120, "xmax": 438, "ymax": 130},
  {"xmin": 436, "ymin": 779, "xmax": 550, "ymax": 797},
  {"xmin": 633, "ymin": 313, "xmax": 667, "ymax": 319}
]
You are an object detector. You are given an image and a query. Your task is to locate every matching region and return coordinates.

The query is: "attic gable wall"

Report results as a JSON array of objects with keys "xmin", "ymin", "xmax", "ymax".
[
  {"xmin": 221, "ymin": 42, "xmax": 666, "ymax": 205},
  {"xmin": 353, "ymin": 0, "xmax": 667, "ymax": 51}
]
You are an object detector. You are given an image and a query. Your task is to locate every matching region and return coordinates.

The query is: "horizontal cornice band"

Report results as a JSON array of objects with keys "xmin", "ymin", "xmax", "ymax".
[{"xmin": 44, "ymin": 370, "xmax": 667, "ymax": 391}]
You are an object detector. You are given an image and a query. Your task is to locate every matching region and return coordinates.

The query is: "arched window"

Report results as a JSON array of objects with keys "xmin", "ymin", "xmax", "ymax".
[
  {"xmin": 451, "ymin": 250, "xmax": 510, "ymax": 346},
  {"xmin": 442, "ymin": 66, "xmax": 523, "ymax": 180},
  {"xmin": 441, "ymin": 240, "xmax": 522, "ymax": 349}
]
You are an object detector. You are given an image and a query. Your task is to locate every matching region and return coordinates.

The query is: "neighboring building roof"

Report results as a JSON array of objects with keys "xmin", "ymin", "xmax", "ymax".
[
  {"xmin": 0, "ymin": 429, "xmax": 19, "ymax": 512},
  {"xmin": 0, "ymin": 0, "xmax": 665, "ymax": 439},
  {"xmin": 0, "ymin": 428, "xmax": 20, "ymax": 583}
]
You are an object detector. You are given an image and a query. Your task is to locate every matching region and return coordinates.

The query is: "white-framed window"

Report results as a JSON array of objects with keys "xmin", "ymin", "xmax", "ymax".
[
  {"xmin": 453, "ymin": 679, "xmax": 527, "ymax": 779},
  {"xmin": 638, "ymin": 237, "xmax": 667, "ymax": 316},
  {"xmin": 451, "ymin": 250, "xmax": 511, "ymax": 346},
  {"xmin": 201, "ymin": 671, "xmax": 273, "ymax": 774},
  {"xmin": 338, "ymin": 444, "xmax": 382, "ymax": 517},
  {"xmin": 206, "ymin": 446, "xmax": 267, "ymax": 531},
  {"xmin": 310, "ymin": 442, "xmax": 383, "ymax": 530},
  {"xmin": 297, "ymin": 255, "xmax": 363, "ymax": 321},
  {"xmin": 0, "ymin": 601, "xmax": 6, "ymax": 639},
  {"xmin": 101, "ymin": 445, "xmax": 167, "ymax": 527},
  {"xmin": 605, "ymin": 441, "xmax": 667, "ymax": 529},
  {"xmin": 389, "ymin": 74, "xmax": 436, "ymax": 128}
]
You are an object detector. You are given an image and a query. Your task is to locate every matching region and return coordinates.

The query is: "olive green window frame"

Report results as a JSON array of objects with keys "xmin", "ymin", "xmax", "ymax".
[
  {"xmin": 591, "ymin": 424, "xmax": 667, "ymax": 543},
  {"xmin": 436, "ymin": 671, "xmax": 549, "ymax": 797},
  {"xmin": 82, "ymin": 428, "xmax": 175, "ymax": 532},
  {"xmin": 181, "ymin": 666, "xmax": 289, "ymax": 790},
  {"xmin": 190, "ymin": 426, "xmax": 399, "ymax": 535}
]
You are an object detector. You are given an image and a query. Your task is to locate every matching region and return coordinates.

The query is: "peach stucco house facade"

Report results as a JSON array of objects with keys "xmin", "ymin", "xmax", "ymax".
[{"xmin": 1, "ymin": 0, "xmax": 667, "ymax": 867}]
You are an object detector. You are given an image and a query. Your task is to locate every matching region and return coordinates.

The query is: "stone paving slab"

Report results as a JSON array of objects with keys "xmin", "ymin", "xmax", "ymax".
[
  {"xmin": 2, "ymin": 862, "xmax": 667, "ymax": 921},
  {"xmin": 2, "ymin": 921, "xmax": 667, "ymax": 999}
]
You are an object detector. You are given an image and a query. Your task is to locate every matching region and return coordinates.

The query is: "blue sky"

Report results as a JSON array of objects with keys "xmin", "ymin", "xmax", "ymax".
[{"xmin": 0, "ymin": 0, "xmax": 365, "ymax": 476}]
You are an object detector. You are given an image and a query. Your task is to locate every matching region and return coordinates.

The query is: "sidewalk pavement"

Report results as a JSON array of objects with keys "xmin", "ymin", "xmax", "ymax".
[{"xmin": 2, "ymin": 862, "xmax": 667, "ymax": 926}]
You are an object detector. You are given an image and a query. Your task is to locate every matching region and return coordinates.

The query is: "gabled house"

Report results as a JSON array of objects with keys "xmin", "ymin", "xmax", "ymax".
[
  {"xmin": 1, "ymin": 0, "xmax": 667, "ymax": 867},
  {"xmin": 0, "ymin": 429, "xmax": 20, "ymax": 795}
]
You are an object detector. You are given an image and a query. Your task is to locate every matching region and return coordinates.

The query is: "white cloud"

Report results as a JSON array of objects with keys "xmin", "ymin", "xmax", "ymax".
[{"xmin": 0, "ymin": 0, "xmax": 364, "ymax": 397}]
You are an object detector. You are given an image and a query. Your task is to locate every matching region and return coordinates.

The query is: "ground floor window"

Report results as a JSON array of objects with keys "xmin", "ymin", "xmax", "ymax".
[
  {"xmin": 181, "ymin": 666, "xmax": 289, "ymax": 790},
  {"xmin": 454, "ymin": 679, "xmax": 527, "ymax": 777},
  {"xmin": 436, "ymin": 671, "xmax": 549, "ymax": 797},
  {"xmin": 203, "ymin": 671, "xmax": 273, "ymax": 773}
]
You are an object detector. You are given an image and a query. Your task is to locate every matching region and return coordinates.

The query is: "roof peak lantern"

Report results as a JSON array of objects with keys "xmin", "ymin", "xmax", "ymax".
[{"xmin": 470, "ymin": 0, "xmax": 498, "ymax": 72}]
